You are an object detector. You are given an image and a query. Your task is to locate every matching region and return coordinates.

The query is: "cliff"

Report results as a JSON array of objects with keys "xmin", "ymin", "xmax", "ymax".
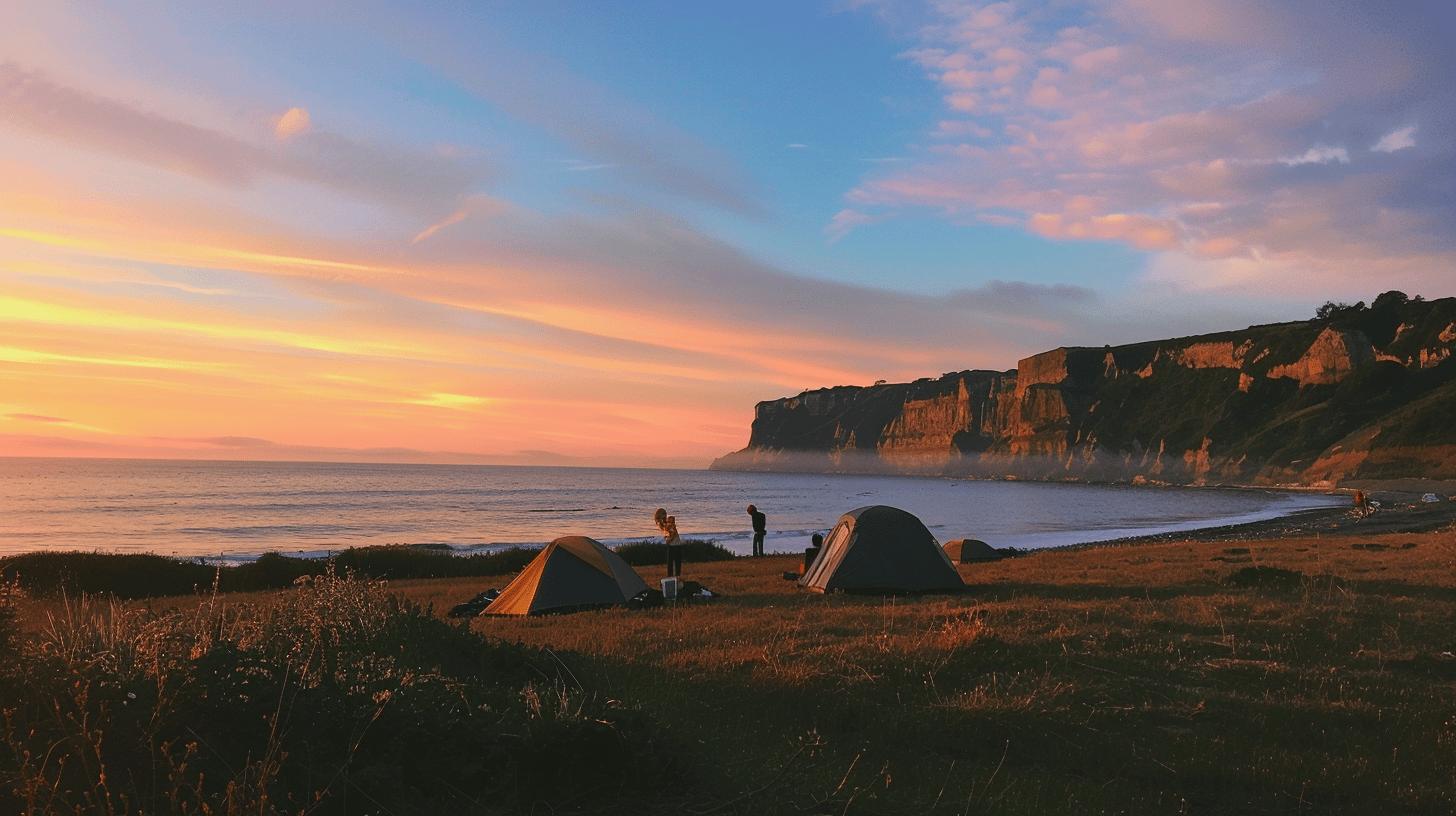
[{"xmin": 711, "ymin": 292, "xmax": 1456, "ymax": 486}]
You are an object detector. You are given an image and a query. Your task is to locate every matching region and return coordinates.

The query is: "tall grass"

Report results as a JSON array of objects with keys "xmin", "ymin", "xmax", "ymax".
[{"xmin": 0, "ymin": 569, "xmax": 678, "ymax": 814}]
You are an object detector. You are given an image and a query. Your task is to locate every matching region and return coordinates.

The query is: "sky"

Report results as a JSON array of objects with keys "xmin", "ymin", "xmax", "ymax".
[{"xmin": 1, "ymin": 0, "xmax": 1453, "ymax": 468}]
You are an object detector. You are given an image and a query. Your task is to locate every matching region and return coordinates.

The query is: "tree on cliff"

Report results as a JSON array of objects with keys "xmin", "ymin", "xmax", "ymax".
[
  {"xmin": 1315, "ymin": 300, "xmax": 1365, "ymax": 320},
  {"xmin": 1371, "ymin": 290, "xmax": 1410, "ymax": 311}
]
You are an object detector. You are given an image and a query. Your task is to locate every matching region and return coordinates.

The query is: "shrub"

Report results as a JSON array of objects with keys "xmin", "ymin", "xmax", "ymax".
[
  {"xmin": 0, "ymin": 552, "xmax": 216, "ymax": 599},
  {"xmin": 614, "ymin": 538, "xmax": 736, "ymax": 566},
  {"xmin": 2, "ymin": 545, "xmax": 550, "ymax": 599},
  {"xmin": 0, "ymin": 577, "xmax": 19, "ymax": 664},
  {"xmin": 0, "ymin": 570, "xmax": 679, "ymax": 814}
]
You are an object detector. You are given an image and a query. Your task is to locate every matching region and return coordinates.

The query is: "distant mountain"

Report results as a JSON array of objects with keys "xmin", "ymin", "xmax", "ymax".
[{"xmin": 711, "ymin": 292, "xmax": 1456, "ymax": 486}]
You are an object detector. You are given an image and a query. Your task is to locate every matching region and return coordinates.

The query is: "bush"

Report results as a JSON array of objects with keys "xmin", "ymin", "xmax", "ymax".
[
  {"xmin": 614, "ymin": 538, "xmax": 736, "ymax": 566},
  {"xmin": 1, "ymin": 545, "xmax": 550, "ymax": 599},
  {"xmin": 0, "ymin": 540, "xmax": 737, "ymax": 601},
  {"xmin": 0, "ymin": 577, "xmax": 19, "ymax": 664},
  {"xmin": 0, "ymin": 570, "xmax": 680, "ymax": 814},
  {"xmin": 0, "ymin": 552, "xmax": 216, "ymax": 599}
]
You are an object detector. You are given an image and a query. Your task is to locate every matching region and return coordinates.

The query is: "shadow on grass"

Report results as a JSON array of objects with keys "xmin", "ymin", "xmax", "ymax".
[
  {"xmin": 963, "ymin": 582, "xmax": 1227, "ymax": 603},
  {"xmin": 516, "ymin": 615, "xmax": 1451, "ymax": 816}
]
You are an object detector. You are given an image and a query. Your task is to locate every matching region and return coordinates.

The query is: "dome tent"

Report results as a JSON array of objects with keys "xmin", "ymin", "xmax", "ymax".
[
  {"xmin": 483, "ymin": 536, "xmax": 649, "ymax": 616},
  {"xmin": 798, "ymin": 505, "xmax": 964, "ymax": 594},
  {"xmin": 943, "ymin": 538, "xmax": 1001, "ymax": 564}
]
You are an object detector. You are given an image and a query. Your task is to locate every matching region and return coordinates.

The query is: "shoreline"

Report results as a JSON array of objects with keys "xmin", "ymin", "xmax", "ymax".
[
  {"xmin": 4, "ymin": 471, "xmax": 1450, "ymax": 564},
  {"xmin": 1066, "ymin": 489, "xmax": 1456, "ymax": 549}
]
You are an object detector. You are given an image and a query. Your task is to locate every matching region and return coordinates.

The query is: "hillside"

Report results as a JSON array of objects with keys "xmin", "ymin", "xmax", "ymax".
[{"xmin": 712, "ymin": 292, "xmax": 1456, "ymax": 485}]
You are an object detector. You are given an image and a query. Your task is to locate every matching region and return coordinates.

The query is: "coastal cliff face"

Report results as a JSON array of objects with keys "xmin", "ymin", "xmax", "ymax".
[{"xmin": 712, "ymin": 293, "xmax": 1456, "ymax": 485}]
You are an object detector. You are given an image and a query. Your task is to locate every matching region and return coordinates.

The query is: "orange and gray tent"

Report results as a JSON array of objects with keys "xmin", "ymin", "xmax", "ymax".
[
  {"xmin": 483, "ymin": 536, "xmax": 648, "ymax": 616},
  {"xmin": 799, "ymin": 505, "xmax": 964, "ymax": 593}
]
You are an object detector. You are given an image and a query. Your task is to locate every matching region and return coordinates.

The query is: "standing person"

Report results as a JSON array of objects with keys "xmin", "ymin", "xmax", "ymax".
[
  {"xmin": 654, "ymin": 508, "xmax": 684, "ymax": 578},
  {"xmin": 747, "ymin": 504, "xmax": 767, "ymax": 557}
]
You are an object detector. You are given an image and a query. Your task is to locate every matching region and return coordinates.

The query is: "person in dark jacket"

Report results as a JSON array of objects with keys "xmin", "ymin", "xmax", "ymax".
[{"xmin": 747, "ymin": 504, "xmax": 767, "ymax": 557}]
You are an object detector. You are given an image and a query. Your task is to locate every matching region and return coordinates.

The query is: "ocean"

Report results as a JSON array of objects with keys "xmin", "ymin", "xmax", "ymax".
[{"xmin": 0, "ymin": 458, "xmax": 1343, "ymax": 561}]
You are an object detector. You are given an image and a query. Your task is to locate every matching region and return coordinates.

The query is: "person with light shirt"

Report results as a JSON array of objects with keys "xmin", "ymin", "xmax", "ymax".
[{"xmin": 653, "ymin": 507, "xmax": 684, "ymax": 578}]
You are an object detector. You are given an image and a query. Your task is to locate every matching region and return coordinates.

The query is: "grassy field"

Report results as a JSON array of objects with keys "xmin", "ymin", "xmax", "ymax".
[{"xmin": 6, "ymin": 530, "xmax": 1456, "ymax": 814}]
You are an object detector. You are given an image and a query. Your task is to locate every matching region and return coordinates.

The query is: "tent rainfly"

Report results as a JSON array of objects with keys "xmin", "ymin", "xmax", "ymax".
[
  {"xmin": 798, "ymin": 505, "xmax": 964, "ymax": 594},
  {"xmin": 483, "ymin": 536, "xmax": 648, "ymax": 616}
]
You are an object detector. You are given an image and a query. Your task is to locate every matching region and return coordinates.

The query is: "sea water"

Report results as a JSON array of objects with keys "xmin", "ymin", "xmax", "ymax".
[{"xmin": 0, "ymin": 458, "xmax": 1343, "ymax": 560}]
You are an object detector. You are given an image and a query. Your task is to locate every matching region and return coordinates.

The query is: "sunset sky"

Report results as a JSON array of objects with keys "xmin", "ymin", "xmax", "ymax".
[{"xmin": 2, "ymin": 1, "xmax": 1453, "ymax": 467}]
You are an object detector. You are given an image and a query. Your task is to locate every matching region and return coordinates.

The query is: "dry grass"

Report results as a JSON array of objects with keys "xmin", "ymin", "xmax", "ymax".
[
  {"xmin": 0, "ymin": 570, "xmax": 678, "ymax": 815},
  {"xmin": 390, "ymin": 529, "xmax": 1456, "ymax": 814},
  {"xmin": 9, "ymin": 531, "xmax": 1456, "ymax": 814}
]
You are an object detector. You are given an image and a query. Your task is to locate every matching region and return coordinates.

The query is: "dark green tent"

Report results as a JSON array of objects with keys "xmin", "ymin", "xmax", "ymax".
[
  {"xmin": 798, "ymin": 505, "xmax": 964, "ymax": 593},
  {"xmin": 943, "ymin": 538, "xmax": 1002, "ymax": 564}
]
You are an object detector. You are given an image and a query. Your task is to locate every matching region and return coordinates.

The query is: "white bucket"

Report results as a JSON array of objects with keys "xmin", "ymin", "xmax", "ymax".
[{"xmin": 660, "ymin": 577, "xmax": 680, "ymax": 601}]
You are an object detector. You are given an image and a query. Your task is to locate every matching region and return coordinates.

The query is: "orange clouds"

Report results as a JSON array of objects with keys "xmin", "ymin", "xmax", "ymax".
[
  {"xmin": 273, "ymin": 107, "xmax": 311, "ymax": 140},
  {"xmin": 1028, "ymin": 211, "xmax": 1181, "ymax": 250}
]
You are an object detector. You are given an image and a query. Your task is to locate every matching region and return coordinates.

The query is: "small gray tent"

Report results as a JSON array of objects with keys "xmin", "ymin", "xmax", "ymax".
[
  {"xmin": 798, "ymin": 505, "xmax": 964, "ymax": 593},
  {"xmin": 944, "ymin": 538, "xmax": 1002, "ymax": 564}
]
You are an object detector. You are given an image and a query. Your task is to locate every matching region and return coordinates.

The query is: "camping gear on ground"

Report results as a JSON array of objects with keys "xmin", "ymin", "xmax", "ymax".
[
  {"xmin": 628, "ymin": 588, "xmax": 665, "ymax": 609},
  {"xmin": 447, "ymin": 588, "xmax": 499, "ymax": 618},
  {"xmin": 625, "ymin": 581, "xmax": 718, "ymax": 609},
  {"xmin": 943, "ymin": 539, "xmax": 1004, "ymax": 564},
  {"xmin": 1421, "ymin": 493, "xmax": 1442, "ymax": 503},
  {"xmin": 798, "ymin": 505, "xmax": 965, "ymax": 594},
  {"xmin": 661, "ymin": 576, "xmax": 680, "ymax": 601},
  {"xmin": 482, "ymin": 536, "xmax": 648, "ymax": 616},
  {"xmin": 679, "ymin": 580, "xmax": 718, "ymax": 599}
]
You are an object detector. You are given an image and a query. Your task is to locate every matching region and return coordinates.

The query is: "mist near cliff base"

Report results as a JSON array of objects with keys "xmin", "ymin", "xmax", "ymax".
[{"xmin": 710, "ymin": 448, "xmax": 1224, "ymax": 484}]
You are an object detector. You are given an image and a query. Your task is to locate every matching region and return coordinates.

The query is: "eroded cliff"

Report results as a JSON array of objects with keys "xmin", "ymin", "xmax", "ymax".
[{"xmin": 711, "ymin": 293, "xmax": 1456, "ymax": 485}]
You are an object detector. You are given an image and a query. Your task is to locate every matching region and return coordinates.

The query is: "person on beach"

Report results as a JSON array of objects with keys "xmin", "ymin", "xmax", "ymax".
[
  {"xmin": 1353, "ymin": 490, "xmax": 1371, "ymax": 518},
  {"xmin": 654, "ymin": 507, "xmax": 684, "ymax": 578},
  {"xmin": 747, "ymin": 504, "xmax": 767, "ymax": 557}
]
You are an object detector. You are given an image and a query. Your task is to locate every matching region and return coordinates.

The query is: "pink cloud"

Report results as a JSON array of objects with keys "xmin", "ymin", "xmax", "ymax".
[{"xmin": 843, "ymin": 0, "xmax": 1456, "ymax": 295}]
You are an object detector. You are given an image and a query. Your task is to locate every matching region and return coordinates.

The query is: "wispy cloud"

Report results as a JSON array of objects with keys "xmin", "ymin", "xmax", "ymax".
[
  {"xmin": 0, "ymin": 63, "xmax": 489, "ymax": 214},
  {"xmin": 825, "ymin": 208, "xmax": 881, "ymax": 242},
  {"xmin": 6, "ymin": 412, "xmax": 70, "ymax": 423},
  {"xmin": 557, "ymin": 159, "xmax": 618, "ymax": 172},
  {"xmin": 383, "ymin": 19, "xmax": 762, "ymax": 216},
  {"xmin": 410, "ymin": 196, "xmax": 509, "ymax": 244},
  {"xmin": 1372, "ymin": 125, "xmax": 1417, "ymax": 153},
  {"xmin": 1280, "ymin": 145, "xmax": 1349, "ymax": 166}
]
